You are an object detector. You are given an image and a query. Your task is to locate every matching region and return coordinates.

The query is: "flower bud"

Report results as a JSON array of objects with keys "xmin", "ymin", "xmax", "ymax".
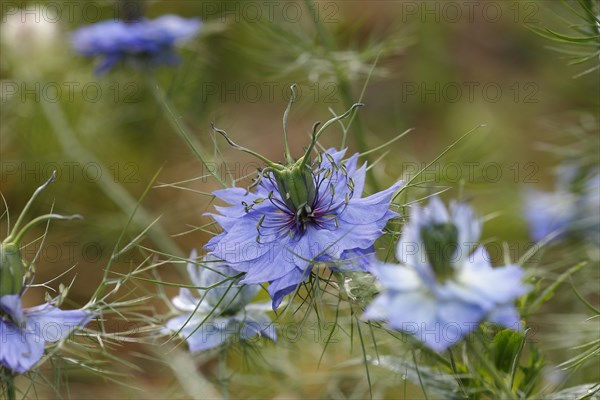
[
  {"xmin": 0, "ymin": 242, "xmax": 24, "ymax": 296},
  {"xmin": 420, "ymin": 223, "xmax": 458, "ymax": 282}
]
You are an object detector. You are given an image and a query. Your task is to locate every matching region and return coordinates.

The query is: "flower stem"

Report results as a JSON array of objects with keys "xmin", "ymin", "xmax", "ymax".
[
  {"xmin": 149, "ymin": 81, "xmax": 229, "ymax": 187},
  {"xmin": 2, "ymin": 370, "xmax": 16, "ymax": 400},
  {"xmin": 218, "ymin": 347, "xmax": 229, "ymax": 400},
  {"xmin": 469, "ymin": 332, "xmax": 515, "ymax": 399}
]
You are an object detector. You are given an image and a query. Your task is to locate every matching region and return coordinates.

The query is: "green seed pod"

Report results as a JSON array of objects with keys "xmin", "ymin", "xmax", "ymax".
[
  {"xmin": 420, "ymin": 223, "xmax": 459, "ymax": 282},
  {"xmin": 0, "ymin": 242, "xmax": 24, "ymax": 296},
  {"xmin": 274, "ymin": 164, "xmax": 316, "ymax": 213}
]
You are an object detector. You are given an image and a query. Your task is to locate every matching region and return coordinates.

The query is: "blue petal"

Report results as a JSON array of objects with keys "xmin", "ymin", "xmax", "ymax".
[
  {"xmin": 25, "ymin": 304, "xmax": 93, "ymax": 343},
  {"xmin": 339, "ymin": 181, "xmax": 402, "ymax": 225},
  {"xmin": 237, "ymin": 243, "xmax": 300, "ymax": 284},
  {"xmin": 212, "ymin": 187, "xmax": 257, "ymax": 206},
  {"xmin": 450, "ymin": 201, "xmax": 482, "ymax": 262},
  {"xmin": 335, "ymin": 247, "xmax": 375, "ymax": 272},
  {"xmin": 426, "ymin": 197, "xmax": 451, "ymax": 224},
  {"xmin": 0, "ymin": 319, "xmax": 44, "ymax": 374},
  {"xmin": 185, "ymin": 318, "xmax": 231, "ymax": 353},
  {"xmin": 305, "ymin": 221, "xmax": 388, "ymax": 261},
  {"xmin": 0, "ymin": 294, "xmax": 24, "ymax": 323},
  {"xmin": 487, "ymin": 305, "xmax": 522, "ymax": 329},
  {"xmin": 437, "ymin": 300, "xmax": 484, "ymax": 339},
  {"xmin": 268, "ymin": 268, "xmax": 308, "ymax": 310},
  {"xmin": 363, "ymin": 293, "xmax": 394, "ymax": 321},
  {"xmin": 370, "ymin": 263, "xmax": 422, "ymax": 291},
  {"xmin": 456, "ymin": 247, "xmax": 530, "ymax": 306}
]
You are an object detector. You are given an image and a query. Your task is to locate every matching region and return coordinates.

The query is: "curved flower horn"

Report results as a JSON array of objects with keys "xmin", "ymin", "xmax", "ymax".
[{"xmin": 1, "ymin": 171, "xmax": 82, "ymax": 296}]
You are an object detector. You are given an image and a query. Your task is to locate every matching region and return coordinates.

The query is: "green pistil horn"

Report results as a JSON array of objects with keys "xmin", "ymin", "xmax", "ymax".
[
  {"xmin": 213, "ymin": 84, "xmax": 363, "ymax": 213},
  {"xmin": 1, "ymin": 171, "xmax": 81, "ymax": 296}
]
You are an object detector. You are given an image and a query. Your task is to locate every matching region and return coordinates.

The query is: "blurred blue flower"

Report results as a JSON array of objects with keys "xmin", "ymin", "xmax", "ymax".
[
  {"xmin": 206, "ymin": 148, "xmax": 402, "ymax": 309},
  {"xmin": 0, "ymin": 294, "xmax": 93, "ymax": 374},
  {"xmin": 523, "ymin": 166, "xmax": 600, "ymax": 244},
  {"xmin": 72, "ymin": 15, "xmax": 201, "ymax": 74},
  {"xmin": 164, "ymin": 251, "xmax": 276, "ymax": 353},
  {"xmin": 576, "ymin": 173, "xmax": 600, "ymax": 244},
  {"xmin": 364, "ymin": 197, "xmax": 529, "ymax": 352}
]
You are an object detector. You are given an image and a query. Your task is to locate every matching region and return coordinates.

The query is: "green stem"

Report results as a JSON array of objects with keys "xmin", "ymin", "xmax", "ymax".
[
  {"xmin": 4, "ymin": 371, "xmax": 16, "ymax": 400},
  {"xmin": 149, "ymin": 82, "xmax": 228, "ymax": 187},
  {"xmin": 470, "ymin": 332, "xmax": 515, "ymax": 399},
  {"xmin": 219, "ymin": 347, "xmax": 229, "ymax": 400}
]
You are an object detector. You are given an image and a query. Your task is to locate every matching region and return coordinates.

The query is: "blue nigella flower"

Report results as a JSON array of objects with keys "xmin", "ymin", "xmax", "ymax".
[
  {"xmin": 364, "ymin": 197, "xmax": 530, "ymax": 352},
  {"xmin": 205, "ymin": 148, "xmax": 402, "ymax": 309},
  {"xmin": 164, "ymin": 251, "xmax": 276, "ymax": 352},
  {"xmin": 523, "ymin": 165, "xmax": 600, "ymax": 244},
  {"xmin": 0, "ymin": 294, "xmax": 93, "ymax": 374},
  {"xmin": 71, "ymin": 15, "xmax": 201, "ymax": 74},
  {"xmin": 206, "ymin": 91, "xmax": 402, "ymax": 309}
]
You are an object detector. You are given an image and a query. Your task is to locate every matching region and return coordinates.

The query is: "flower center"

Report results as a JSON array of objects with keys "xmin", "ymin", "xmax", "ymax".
[
  {"xmin": 420, "ymin": 223, "xmax": 458, "ymax": 282},
  {"xmin": 273, "ymin": 164, "xmax": 317, "ymax": 214}
]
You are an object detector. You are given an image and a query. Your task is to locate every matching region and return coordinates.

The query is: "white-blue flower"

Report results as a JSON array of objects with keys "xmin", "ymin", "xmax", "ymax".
[
  {"xmin": 364, "ymin": 197, "xmax": 529, "ymax": 352},
  {"xmin": 164, "ymin": 251, "xmax": 276, "ymax": 352},
  {"xmin": 523, "ymin": 166, "xmax": 600, "ymax": 245}
]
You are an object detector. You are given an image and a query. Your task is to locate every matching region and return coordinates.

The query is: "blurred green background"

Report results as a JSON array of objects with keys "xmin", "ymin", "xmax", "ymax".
[{"xmin": 1, "ymin": 0, "xmax": 598, "ymax": 398}]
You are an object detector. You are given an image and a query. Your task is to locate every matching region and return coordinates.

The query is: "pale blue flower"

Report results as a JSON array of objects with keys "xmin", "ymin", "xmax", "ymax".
[
  {"xmin": 523, "ymin": 166, "xmax": 600, "ymax": 244},
  {"xmin": 206, "ymin": 148, "xmax": 402, "ymax": 309},
  {"xmin": 164, "ymin": 251, "xmax": 276, "ymax": 352},
  {"xmin": 364, "ymin": 197, "xmax": 529, "ymax": 352},
  {"xmin": 573, "ymin": 173, "xmax": 600, "ymax": 244},
  {"xmin": 0, "ymin": 294, "xmax": 92, "ymax": 374},
  {"xmin": 72, "ymin": 15, "xmax": 201, "ymax": 74}
]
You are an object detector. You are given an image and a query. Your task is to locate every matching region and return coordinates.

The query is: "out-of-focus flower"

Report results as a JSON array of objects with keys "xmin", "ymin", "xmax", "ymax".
[
  {"xmin": 164, "ymin": 251, "xmax": 276, "ymax": 352},
  {"xmin": 0, "ymin": 6, "xmax": 64, "ymax": 75},
  {"xmin": 71, "ymin": 15, "xmax": 201, "ymax": 74},
  {"xmin": 523, "ymin": 165, "xmax": 600, "ymax": 244},
  {"xmin": 576, "ymin": 173, "xmax": 600, "ymax": 244},
  {"xmin": 364, "ymin": 197, "xmax": 529, "ymax": 352},
  {"xmin": 0, "ymin": 294, "xmax": 93, "ymax": 374},
  {"xmin": 522, "ymin": 189, "xmax": 576, "ymax": 243}
]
